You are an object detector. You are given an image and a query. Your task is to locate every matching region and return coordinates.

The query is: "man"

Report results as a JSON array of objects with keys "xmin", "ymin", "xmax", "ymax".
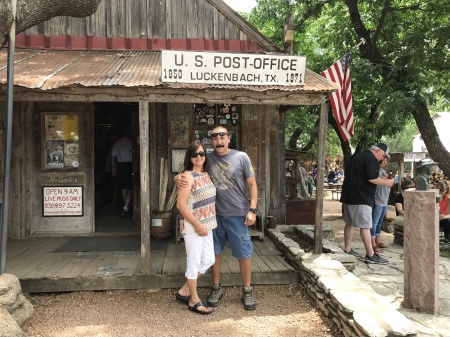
[
  {"xmin": 111, "ymin": 126, "xmax": 133, "ymax": 217},
  {"xmin": 175, "ymin": 126, "xmax": 258, "ymax": 310},
  {"xmin": 340, "ymin": 143, "xmax": 394, "ymax": 265}
]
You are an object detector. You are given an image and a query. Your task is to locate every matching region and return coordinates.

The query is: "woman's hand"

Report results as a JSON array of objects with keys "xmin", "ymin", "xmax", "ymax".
[{"xmin": 195, "ymin": 224, "xmax": 208, "ymax": 236}]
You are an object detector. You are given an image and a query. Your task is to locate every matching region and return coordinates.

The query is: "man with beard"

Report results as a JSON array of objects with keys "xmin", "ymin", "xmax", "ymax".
[{"xmin": 175, "ymin": 126, "xmax": 258, "ymax": 310}]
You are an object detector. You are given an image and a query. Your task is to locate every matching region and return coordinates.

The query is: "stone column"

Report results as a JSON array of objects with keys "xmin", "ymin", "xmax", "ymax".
[{"xmin": 403, "ymin": 188, "xmax": 439, "ymax": 314}]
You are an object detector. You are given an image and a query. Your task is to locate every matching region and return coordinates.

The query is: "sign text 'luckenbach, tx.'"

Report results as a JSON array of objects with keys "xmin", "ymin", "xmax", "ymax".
[{"xmin": 161, "ymin": 50, "xmax": 306, "ymax": 86}]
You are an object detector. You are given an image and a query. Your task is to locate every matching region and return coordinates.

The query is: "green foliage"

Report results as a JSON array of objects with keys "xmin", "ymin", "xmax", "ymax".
[{"xmin": 247, "ymin": 0, "xmax": 450, "ymax": 157}]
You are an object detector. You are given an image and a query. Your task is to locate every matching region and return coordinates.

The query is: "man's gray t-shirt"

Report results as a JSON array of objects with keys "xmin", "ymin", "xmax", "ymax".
[
  {"xmin": 375, "ymin": 168, "xmax": 390, "ymax": 206},
  {"xmin": 207, "ymin": 149, "xmax": 255, "ymax": 217}
]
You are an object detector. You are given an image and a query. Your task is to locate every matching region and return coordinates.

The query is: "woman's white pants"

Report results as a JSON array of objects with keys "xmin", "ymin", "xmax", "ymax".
[{"xmin": 184, "ymin": 230, "xmax": 215, "ymax": 280}]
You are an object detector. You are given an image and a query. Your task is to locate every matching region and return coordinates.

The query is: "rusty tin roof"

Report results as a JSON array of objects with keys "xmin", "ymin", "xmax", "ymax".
[{"xmin": 0, "ymin": 48, "xmax": 339, "ymax": 93}]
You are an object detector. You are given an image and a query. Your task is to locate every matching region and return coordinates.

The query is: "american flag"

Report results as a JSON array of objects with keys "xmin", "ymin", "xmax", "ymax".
[{"xmin": 321, "ymin": 52, "xmax": 354, "ymax": 141}]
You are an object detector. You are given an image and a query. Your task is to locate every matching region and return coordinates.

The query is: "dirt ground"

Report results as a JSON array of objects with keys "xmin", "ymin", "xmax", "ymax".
[{"xmin": 25, "ymin": 199, "xmax": 352, "ymax": 337}]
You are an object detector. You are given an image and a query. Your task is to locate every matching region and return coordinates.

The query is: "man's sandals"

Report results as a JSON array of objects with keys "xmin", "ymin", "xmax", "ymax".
[
  {"xmin": 378, "ymin": 243, "xmax": 388, "ymax": 249},
  {"xmin": 188, "ymin": 301, "xmax": 213, "ymax": 315}
]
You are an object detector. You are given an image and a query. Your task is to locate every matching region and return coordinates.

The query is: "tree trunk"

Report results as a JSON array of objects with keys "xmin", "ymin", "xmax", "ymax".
[
  {"xmin": 1, "ymin": 0, "xmax": 102, "ymax": 46},
  {"xmin": 288, "ymin": 126, "xmax": 302, "ymax": 149},
  {"xmin": 328, "ymin": 108, "xmax": 352, "ymax": 168},
  {"xmin": 412, "ymin": 100, "xmax": 450, "ymax": 178}
]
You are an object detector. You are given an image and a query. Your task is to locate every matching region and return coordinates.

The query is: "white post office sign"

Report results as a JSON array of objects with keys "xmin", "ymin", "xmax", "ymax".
[{"xmin": 161, "ymin": 50, "xmax": 306, "ymax": 86}]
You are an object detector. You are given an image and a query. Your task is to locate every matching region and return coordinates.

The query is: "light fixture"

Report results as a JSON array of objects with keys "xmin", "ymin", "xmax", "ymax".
[{"xmin": 284, "ymin": 23, "xmax": 295, "ymax": 44}]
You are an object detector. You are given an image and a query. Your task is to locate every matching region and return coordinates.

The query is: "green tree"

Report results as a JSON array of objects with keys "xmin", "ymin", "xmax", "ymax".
[{"xmin": 247, "ymin": 0, "xmax": 450, "ymax": 175}]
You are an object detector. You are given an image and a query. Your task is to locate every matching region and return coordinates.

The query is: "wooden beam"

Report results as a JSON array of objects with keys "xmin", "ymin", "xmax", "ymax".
[
  {"xmin": 139, "ymin": 101, "xmax": 151, "ymax": 274},
  {"xmin": 314, "ymin": 103, "xmax": 328, "ymax": 254},
  {"xmin": 1, "ymin": 87, "xmax": 326, "ymax": 106}
]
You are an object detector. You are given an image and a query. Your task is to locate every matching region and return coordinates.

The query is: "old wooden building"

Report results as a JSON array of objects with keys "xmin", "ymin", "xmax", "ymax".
[{"xmin": 0, "ymin": 0, "xmax": 337, "ymax": 284}]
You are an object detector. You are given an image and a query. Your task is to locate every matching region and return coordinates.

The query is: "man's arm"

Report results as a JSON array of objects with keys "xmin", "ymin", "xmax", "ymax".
[
  {"xmin": 246, "ymin": 176, "xmax": 258, "ymax": 209},
  {"xmin": 244, "ymin": 176, "xmax": 258, "ymax": 227},
  {"xmin": 369, "ymin": 177, "xmax": 394, "ymax": 187},
  {"xmin": 174, "ymin": 172, "xmax": 190, "ymax": 190}
]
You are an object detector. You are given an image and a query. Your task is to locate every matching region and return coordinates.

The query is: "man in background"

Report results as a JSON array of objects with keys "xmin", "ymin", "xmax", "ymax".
[
  {"xmin": 340, "ymin": 143, "xmax": 394, "ymax": 265},
  {"xmin": 112, "ymin": 127, "xmax": 133, "ymax": 217}
]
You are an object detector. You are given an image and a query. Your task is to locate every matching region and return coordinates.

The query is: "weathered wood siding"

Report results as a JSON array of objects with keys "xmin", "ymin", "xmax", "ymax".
[
  {"xmin": 7, "ymin": 102, "xmax": 95, "ymax": 238},
  {"xmin": 24, "ymin": 0, "xmax": 246, "ymax": 40}
]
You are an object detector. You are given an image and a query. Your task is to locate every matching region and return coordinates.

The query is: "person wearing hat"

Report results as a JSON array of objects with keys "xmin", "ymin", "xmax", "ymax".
[
  {"xmin": 340, "ymin": 143, "xmax": 394, "ymax": 265},
  {"xmin": 111, "ymin": 126, "xmax": 133, "ymax": 217},
  {"xmin": 415, "ymin": 158, "xmax": 439, "ymax": 191}
]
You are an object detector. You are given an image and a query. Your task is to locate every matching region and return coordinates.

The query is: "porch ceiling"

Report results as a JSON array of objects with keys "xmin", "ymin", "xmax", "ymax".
[{"xmin": 0, "ymin": 48, "xmax": 339, "ymax": 93}]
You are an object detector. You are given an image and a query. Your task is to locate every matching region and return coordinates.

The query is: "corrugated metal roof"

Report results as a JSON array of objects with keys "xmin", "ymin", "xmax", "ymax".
[{"xmin": 0, "ymin": 48, "xmax": 339, "ymax": 92}]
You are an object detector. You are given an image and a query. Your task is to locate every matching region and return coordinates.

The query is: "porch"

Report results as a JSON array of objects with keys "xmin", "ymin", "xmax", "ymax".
[{"xmin": 6, "ymin": 234, "xmax": 297, "ymax": 293}]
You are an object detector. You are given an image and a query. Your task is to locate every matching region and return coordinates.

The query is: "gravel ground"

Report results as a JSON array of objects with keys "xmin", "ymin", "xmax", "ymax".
[
  {"xmin": 25, "ymin": 199, "xmax": 346, "ymax": 337},
  {"xmin": 25, "ymin": 285, "xmax": 342, "ymax": 337}
]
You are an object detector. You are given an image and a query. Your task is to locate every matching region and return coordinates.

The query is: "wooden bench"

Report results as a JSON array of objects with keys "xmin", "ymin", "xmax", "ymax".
[
  {"xmin": 324, "ymin": 182, "xmax": 342, "ymax": 190},
  {"xmin": 331, "ymin": 190, "xmax": 342, "ymax": 200}
]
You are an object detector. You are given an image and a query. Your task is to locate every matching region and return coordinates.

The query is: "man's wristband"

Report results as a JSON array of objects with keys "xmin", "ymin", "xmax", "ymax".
[{"xmin": 249, "ymin": 208, "xmax": 257, "ymax": 214}]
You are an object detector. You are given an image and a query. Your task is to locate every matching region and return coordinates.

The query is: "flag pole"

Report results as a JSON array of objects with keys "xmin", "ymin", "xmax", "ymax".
[{"xmin": 349, "ymin": 38, "xmax": 366, "ymax": 54}]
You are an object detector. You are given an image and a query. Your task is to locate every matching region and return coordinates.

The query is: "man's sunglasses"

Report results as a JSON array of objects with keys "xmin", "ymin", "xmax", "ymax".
[
  {"xmin": 210, "ymin": 132, "xmax": 228, "ymax": 138},
  {"xmin": 190, "ymin": 151, "xmax": 206, "ymax": 158}
]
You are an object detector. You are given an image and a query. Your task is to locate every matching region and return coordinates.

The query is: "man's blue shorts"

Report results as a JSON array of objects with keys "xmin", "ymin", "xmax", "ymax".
[{"xmin": 213, "ymin": 216, "xmax": 253, "ymax": 259}]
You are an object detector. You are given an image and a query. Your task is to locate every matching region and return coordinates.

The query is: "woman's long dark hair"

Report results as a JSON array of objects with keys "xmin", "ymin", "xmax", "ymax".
[{"xmin": 183, "ymin": 140, "xmax": 208, "ymax": 172}]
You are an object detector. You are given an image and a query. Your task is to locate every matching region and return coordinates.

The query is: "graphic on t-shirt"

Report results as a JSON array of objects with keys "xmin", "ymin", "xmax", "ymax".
[{"xmin": 210, "ymin": 162, "xmax": 236, "ymax": 190}]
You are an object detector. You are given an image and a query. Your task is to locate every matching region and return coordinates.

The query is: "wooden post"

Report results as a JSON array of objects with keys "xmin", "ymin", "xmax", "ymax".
[
  {"xmin": 139, "ymin": 101, "xmax": 151, "ymax": 274},
  {"xmin": 398, "ymin": 157, "xmax": 405, "ymax": 194},
  {"xmin": 314, "ymin": 102, "xmax": 328, "ymax": 254}
]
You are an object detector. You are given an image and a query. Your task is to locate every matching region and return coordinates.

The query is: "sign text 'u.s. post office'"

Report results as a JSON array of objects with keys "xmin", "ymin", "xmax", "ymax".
[{"xmin": 161, "ymin": 51, "xmax": 306, "ymax": 86}]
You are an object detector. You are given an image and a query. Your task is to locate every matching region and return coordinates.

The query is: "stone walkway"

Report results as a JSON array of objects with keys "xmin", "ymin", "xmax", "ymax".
[
  {"xmin": 269, "ymin": 223, "xmax": 450, "ymax": 337},
  {"xmin": 349, "ymin": 239, "xmax": 450, "ymax": 337}
]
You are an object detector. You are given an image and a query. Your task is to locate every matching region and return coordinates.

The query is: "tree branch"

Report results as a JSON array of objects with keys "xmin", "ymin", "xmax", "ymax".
[
  {"xmin": 1, "ymin": 0, "xmax": 102, "ymax": 46},
  {"xmin": 373, "ymin": 0, "xmax": 390, "ymax": 45},
  {"xmin": 344, "ymin": 0, "xmax": 392, "ymax": 78},
  {"xmin": 295, "ymin": 0, "xmax": 335, "ymax": 30}
]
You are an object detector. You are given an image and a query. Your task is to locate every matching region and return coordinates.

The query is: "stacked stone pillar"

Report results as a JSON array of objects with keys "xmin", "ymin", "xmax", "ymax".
[{"xmin": 403, "ymin": 188, "xmax": 439, "ymax": 314}]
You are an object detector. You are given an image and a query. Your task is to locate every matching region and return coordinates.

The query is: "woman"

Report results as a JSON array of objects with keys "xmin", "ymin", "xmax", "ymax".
[
  {"xmin": 393, "ymin": 180, "xmax": 414, "ymax": 216},
  {"xmin": 175, "ymin": 141, "xmax": 216, "ymax": 315},
  {"xmin": 437, "ymin": 181, "xmax": 450, "ymax": 241},
  {"xmin": 371, "ymin": 157, "xmax": 390, "ymax": 252}
]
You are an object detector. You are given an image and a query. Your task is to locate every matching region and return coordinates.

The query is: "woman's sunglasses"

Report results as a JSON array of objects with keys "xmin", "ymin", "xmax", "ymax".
[{"xmin": 190, "ymin": 151, "xmax": 206, "ymax": 158}]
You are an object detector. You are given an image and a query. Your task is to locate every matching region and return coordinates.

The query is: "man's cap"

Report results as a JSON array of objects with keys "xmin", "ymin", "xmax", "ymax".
[
  {"xmin": 417, "ymin": 158, "xmax": 438, "ymax": 169},
  {"xmin": 371, "ymin": 143, "xmax": 390, "ymax": 158}
]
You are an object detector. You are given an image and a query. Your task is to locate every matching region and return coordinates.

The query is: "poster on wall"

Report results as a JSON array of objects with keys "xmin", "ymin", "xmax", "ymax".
[
  {"xmin": 170, "ymin": 115, "xmax": 190, "ymax": 147},
  {"xmin": 45, "ymin": 140, "xmax": 64, "ymax": 168},
  {"xmin": 42, "ymin": 186, "xmax": 83, "ymax": 216},
  {"xmin": 44, "ymin": 114, "xmax": 80, "ymax": 169}
]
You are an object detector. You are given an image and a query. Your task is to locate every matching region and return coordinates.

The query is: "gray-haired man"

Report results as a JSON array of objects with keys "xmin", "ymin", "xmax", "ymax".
[{"xmin": 340, "ymin": 143, "xmax": 394, "ymax": 264}]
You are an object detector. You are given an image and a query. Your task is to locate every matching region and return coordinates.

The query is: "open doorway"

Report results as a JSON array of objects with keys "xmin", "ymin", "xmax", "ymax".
[{"xmin": 93, "ymin": 102, "xmax": 140, "ymax": 234}]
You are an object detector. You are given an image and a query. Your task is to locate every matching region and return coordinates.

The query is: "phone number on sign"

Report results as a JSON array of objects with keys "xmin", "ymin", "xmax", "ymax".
[{"xmin": 44, "ymin": 203, "xmax": 81, "ymax": 209}]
